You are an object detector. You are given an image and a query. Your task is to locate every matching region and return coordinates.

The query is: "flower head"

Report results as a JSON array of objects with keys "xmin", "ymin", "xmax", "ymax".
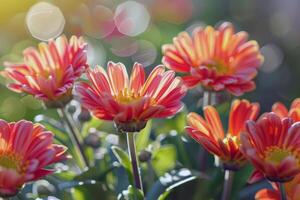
[
  {"xmin": 272, "ymin": 98, "xmax": 300, "ymax": 122},
  {"xmin": 0, "ymin": 120, "xmax": 66, "ymax": 197},
  {"xmin": 186, "ymin": 99, "xmax": 259, "ymax": 170},
  {"xmin": 76, "ymin": 62, "xmax": 186, "ymax": 132},
  {"xmin": 256, "ymin": 174, "xmax": 300, "ymax": 200},
  {"xmin": 2, "ymin": 35, "xmax": 88, "ymax": 108},
  {"xmin": 162, "ymin": 22, "xmax": 264, "ymax": 96},
  {"xmin": 242, "ymin": 113, "xmax": 300, "ymax": 183}
]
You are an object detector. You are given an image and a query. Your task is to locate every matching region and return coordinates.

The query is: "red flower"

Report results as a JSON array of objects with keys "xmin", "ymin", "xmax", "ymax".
[
  {"xmin": 76, "ymin": 62, "xmax": 186, "ymax": 132},
  {"xmin": 162, "ymin": 22, "xmax": 264, "ymax": 96},
  {"xmin": 272, "ymin": 98, "xmax": 300, "ymax": 122},
  {"xmin": 241, "ymin": 113, "xmax": 300, "ymax": 183},
  {"xmin": 186, "ymin": 99, "xmax": 259, "ymax": 170},
  {"xmin": 2, "ymin": 35, "xmax": 88, "ymax": 108},
  {"xmin": 0, "ymin": 120, "xmax": 66, "ymax": 197},
  {"xmin": 256, "ymin": 174, "xmax": 300, "ymax": 200}
]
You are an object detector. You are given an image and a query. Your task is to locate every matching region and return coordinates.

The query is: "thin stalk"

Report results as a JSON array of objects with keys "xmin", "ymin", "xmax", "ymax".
[
  {"xmin": 278, "ymin": 182, "xmax": 287, "ymax": 200},
  {"xmin": 221, "ymin": 170, "xmax": 234, "ymax": 200},
  {"xmin": 126, "ymin": 132, "xmax": 143, "ymax": 191},
  {"xmin": 58, "ymin": 108, "xmax": 89, "ymax": 168},
  {"xmin": 199, "ymin": 91, "xmax": 214, "ymax": 171}
]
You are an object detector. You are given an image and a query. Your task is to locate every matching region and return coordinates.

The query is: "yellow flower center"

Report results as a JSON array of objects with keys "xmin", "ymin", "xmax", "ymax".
[
  {"xmin": 201, "ymin": 59, "xmax": 232, "ymax": 75},
  {"xmin": 265, "ymin": 147, "xmax": 295, "ymax": 165},
  {"xmin": 222, "ymin": 134, "xmax": 240, "ymax": 146},
  {"xmin": 0, "ymin": 151, "xmax": 23, "ymax": 172},
  {"xmin": 114, "ymin": 88, "xmax": 142, "ymax": 104}
]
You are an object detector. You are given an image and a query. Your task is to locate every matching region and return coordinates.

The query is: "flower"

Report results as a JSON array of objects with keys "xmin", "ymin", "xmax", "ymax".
[
  {"xmin": 272, "ymin": 98, "xmax": 300, "ymax": 122},
  {"xmin": 76, "ymin": 62, "xmax": 186, "ymax": 132},
  {"xmin": 241, "ymin": 113, "xmax": 300, "ymax": 183},
  {"xmin": 0, "ymin": 120, "xmax": 67, "ymax": 197},
  {"xmin": 255, "ymin": 174, "xmax": 300, "ymax": 200},
  {"xmin": 186, "ymin": 99, "xmax": 259, "ymax": 170},
  {"xmin": 162, "ymin": 22, "xmax": 264, "ymax": 96},
  {"xmin": 2, "ymin": 35, "xmax": 88, "ymax": 108}
]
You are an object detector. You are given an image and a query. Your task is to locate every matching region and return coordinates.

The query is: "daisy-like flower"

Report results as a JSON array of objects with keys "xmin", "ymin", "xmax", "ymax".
[
  {"xmin": 256, "ymin": 174, "xmax": 300, "ymax": 200},
  {"xmin": 0, "ymin": 120, "xmax": 66, "ymax": 197},
  {"xmin": 186, "ymin": 99, "xmax": 259, "ymax": 170},
  {"xmin": 2, "ymin": 35, "xmax": 88, "ymax": 108},
  {"xmin": 76, "ymin": 62, "xmax": 186, "ymax": 132},
  {"xmin": 241, "ymin": 113, "xmax": 300, "ymax": 183},
  {"xmin": 162, "ymin": 22, "xmax": 264, "ymax": 96},
  {"xmin": 272, "ymin": 98, "xmax": 300, "ymax": 122}
]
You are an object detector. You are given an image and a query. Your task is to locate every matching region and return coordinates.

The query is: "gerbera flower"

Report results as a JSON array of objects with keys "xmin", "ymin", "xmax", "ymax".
[
  {"xmin": 272, "ymin": 98, "xmax": 300, "ymax": 122},
  {"xmin": 241, "ymin": 113, "xmax": 300, "ymax": 183},
  {"xmin": 2, "ymin": 35, "xmax": 88, "ymax": 108},
  {"xmin": 0, "ymin": 120, "xmax": 66, "ymax": 197},
  {"xmin": 162, "ymin": 22, "xmax": 264, "ymax": 96},
  {"xmin": 255, "ymin": 174, "xmax": 300, "ymax": 200},
  {"xmin": 186, "ymin": 99, "xmax": 259, "ymax": 170},
  {"xmin": 76, "ymin": 62, "xmax": 186, "ymax": 132}
]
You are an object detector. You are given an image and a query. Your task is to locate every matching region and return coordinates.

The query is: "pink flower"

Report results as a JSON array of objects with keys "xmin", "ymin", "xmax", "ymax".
[
  {"xmin": 76, "ymin": 62, "xmax": 186, "ymax": 132},
  {"xmin": 0, "ymin": 120, "xmax": 67, "ymax": 197},
  {"xmin": 162, "ymin": 22, "xmax": 264, "ymax": 96},
  {"xmin": 2, "ymin": 35, "xmax": 88, "ymax": 108}
]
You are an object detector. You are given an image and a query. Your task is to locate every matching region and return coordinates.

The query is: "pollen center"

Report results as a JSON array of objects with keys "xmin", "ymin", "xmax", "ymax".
[
  {"xmin": 115, "ymin": 88, "xmax": 142, "ymax": 104},
  {"xmin": 265, "ymin": 147, "xmax": 294, "ymax": 165},
  {"xmin": 0, "ymin": 151, "xmax": 22, "ymax": 172},
  {"xmin": 201, "ymin": 59, "xmax": 232, "ymax": 75}
]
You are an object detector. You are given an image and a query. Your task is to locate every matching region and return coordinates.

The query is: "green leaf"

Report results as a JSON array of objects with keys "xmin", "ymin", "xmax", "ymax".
[
  {"xmin": 117, "ymin": 185, "xmax": 144, "ymax": 200},
  {"xmin": 111, "ymin": 146, "xmax": 134, "ymax": 185},
  {"xmin": 147, "ymin": 168, "xmax": 201, "ymax": 200},
  {"xmin": 136, "ymin": 120, "xmax": 152, "ymax": 152},
  {"xmin": 151, "ymin": 145, "xmax": 177, "ymax": 176}
]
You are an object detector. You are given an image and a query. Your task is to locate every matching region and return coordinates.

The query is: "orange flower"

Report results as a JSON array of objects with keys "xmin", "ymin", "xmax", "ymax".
[
  {"xmin": 241, "ymin": 113, "xmax": 300, "ymax": 183},
  {"xmin": 186, "ymin": 99, "xmax": 259, "ymax": 170},
  {"xmin": 256, "ymin": 174, "xmax": 300, "ymax": 200},
  {"xmin": 0, "ymin": 120, "xmax": 67, "ymax": 197},
  {"xmin": 2, "ymin": 35, "xmax": 88, "ymax": 108},
  {"xmin": 76, "ymin": 62, "xmax": 186, "ymax": 132},
  {"xmin": 272, "ymin": 98, "xmax": 300, "ymax": 122},
  {"xmin": 162, "ymin": 22, "xmax": 264, "ymax": 96}
]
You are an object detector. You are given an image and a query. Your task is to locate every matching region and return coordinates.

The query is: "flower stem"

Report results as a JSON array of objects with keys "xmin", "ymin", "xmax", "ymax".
[
  {"xmin": 203, "ymin": 90, "xmax": 213, "ymax": 107},
  {"xmin": 279, "ymin": 182, "xmax": 287, "ymax": 200},
  {"xmin": 58, "ymin": 108, "xmax": 89, "ymax": 168},
  {"xmin": 221, "ymin": 170, "xmax": 234, "ymax": 200},
  {"xmin": 126, "ymin": 132, "xmax": 143, "ymax": 191}
]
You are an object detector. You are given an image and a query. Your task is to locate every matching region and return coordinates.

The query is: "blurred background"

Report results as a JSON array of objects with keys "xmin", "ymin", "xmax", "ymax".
[
  {"xmin": 0, "ymin": 0, "xmax": 299, "ymax": 121},
  {"xmin": 0, "ymin": 0, "xmax": 299, "ymax": 199}
]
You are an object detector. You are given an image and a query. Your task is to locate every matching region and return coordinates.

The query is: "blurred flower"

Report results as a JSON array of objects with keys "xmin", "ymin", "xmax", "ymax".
[
  {"xmin": 186, "ymin": 99, "xmax": 259, "ymax": 170},
  {"xmin": 2, "ymin": 35, "xmax": 88, "ymax": 108},
  {"xmin": 256, "ymin": 174, "xmax": 300, "ymax": 200},
  {"xmin": 0, "ymin": 120, "xmax": 66, "ymax": 197},
  {"xmin": 241, "ymin": 113, "xmax": 300, "ymax": 183},
  {"xmin": 162, "ymin": 22, "xmax": 264, "ymax": 96},
  {"xmin": 76, "ymin": 62, "xmax": 186, "ymax": 132},
  {"xmin": 272, "ymin": 98, "xmax": 300, "ymax": 121}
]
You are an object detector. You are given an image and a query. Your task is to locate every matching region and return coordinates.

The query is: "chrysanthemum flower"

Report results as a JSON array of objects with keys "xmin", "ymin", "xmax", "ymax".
[
  {"xmin": 255, "ymin": 174, "xmax": 300, "ymax": 200},
  {"xmin": 162, "ymin": 22, "xmax": 264, "ymax": 96},
  {"xmin": 241, "ymin": 113, "xmax": 300, "ymax": 183},
  {"xmin": 272, "ymin": 98, "xmax": 300, "ymax": 122},
  {"xmin": 0, "ymin": 120, "xmax": 67, "ymax": 197},
  {"xmin": 76, "ymin": 62, "xmax": 186, "ymax": 132},
  {"xmin": 2, "ymin": 35, "xmax": 88, "ymax": 108},
  {"xmin": 186, "ymin": 99, "xmax": 259, "ymax": 170}
]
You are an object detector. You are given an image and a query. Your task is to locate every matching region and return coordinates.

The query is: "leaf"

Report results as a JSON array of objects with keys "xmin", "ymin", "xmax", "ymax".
[
  {"xmin": 117, "ymin": 185, "xmax": 144, "ymax": 200},
  {"xmin": 151, "ymin": 145, "xmax": 177, "ymax": 176},
  {"xmin": 73, "ymin": 182, "xmax": 115, "ymax": 200},
  {"xmin": 136, "ymin": 120, "xmax": 152, "ymax": 152},
  {"xmin": 146, "ymin": 168, "xmax": 201, "ymax": 200},
  {"xmin": 111, "ymin": 146, "xmax": 134, "ymax": 185},
  {"xmin": 74, "ymin": 162, "xmax": 120, "ymax": 181}
]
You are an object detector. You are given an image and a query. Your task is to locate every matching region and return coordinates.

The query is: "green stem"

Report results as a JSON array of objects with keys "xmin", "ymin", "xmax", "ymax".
[
  {"xmin": 279, "ymin": 182, "xmax": 287, "ymax": 200},
  {"xmin": 221, "ymin": 170, "xmax": 234, "ymax": 200},
  {"xmin": 58, "ymin": 108, "xmax": 89, "ymax": 168},
  {"xmin": 126, "ymin": 132, "xmax": 143, "ymax": 191}
]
